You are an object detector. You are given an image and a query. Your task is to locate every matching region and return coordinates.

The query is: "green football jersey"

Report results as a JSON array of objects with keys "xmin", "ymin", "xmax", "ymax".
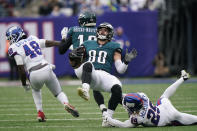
[
  {"xmin": 67, "ymin": 26, "xmax": 97, "ymax": 49},
  {"xmin": 83, "ymin": 40, "xmax": 121, "ymax": 73}
]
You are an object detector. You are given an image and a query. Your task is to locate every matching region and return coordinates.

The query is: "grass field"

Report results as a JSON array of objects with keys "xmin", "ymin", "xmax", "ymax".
[{"xmin": 0, "ymin": 80, "xmax": 197, "ymax": 131}]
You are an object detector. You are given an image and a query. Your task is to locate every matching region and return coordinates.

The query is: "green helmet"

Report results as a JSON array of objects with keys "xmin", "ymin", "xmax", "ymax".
[
  {"xmin": 96, "ymin": 22, "xmax": 114, "ymax": 41},
  {"xmin": 78, "ymin": 11, "xmax": 96, "ymax": 27}
]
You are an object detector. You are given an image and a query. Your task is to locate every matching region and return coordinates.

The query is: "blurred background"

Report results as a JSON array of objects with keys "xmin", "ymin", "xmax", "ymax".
[{"xmin": 0, "ymin": 0, "xmax": 197, "ymax": 80}]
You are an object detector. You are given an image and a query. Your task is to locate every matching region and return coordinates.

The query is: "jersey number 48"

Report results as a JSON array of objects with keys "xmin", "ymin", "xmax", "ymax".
[{"xmin": 23, "ymin": 41, "xmax": 42, "ymax": 58}]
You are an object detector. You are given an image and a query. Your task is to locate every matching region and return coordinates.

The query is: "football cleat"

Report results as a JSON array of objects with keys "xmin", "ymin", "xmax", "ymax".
[
  {"xmin": 64, "ymin": 103, "xmax": 79, "ymax": 117},
  {"xmin": 37, "ymin": 110, "xmax": 46, "ymax": 122},
  {"xmin": 102, "ymin": 111, "xmax": 113, "ymax": 127},
  {"xmin": 181, "ymin": 70, "xmax": 190, "ymax": 81},
  {"xmin": 102, "ymin": 120, "xmax": 113, "ymax": 127},
  {"xmin": 77, "ymin": 87, "xmax": 90, "ymax": 101}
]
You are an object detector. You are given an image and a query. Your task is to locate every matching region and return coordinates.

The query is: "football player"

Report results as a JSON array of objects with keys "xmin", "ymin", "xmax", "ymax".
[
  {"xmin": 59, "ymin": 10, "xmax": 97, "ymax": 53},
  {"xmin": 6, "ymin": 26, "xmax": 79, "ymax": 122},
  {"xmin": 75, "ymin": 22, "xmax": 137, "ymax": 126},
  {"xmin": 103, "ymin": 70, "xmax": 197, "ymax": 127},
  {"xmin": 59, "ymin": 11, "xmax": 109, "ymax": 117}
]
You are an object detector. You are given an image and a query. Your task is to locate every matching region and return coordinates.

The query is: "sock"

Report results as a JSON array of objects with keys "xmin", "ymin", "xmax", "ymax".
[
  {"xmin": 100, "ymin": 104, "xmax": 107, "ymax": 113},
  {"xmin": 161, "ymin": 77, "xmax": 184, "ymax": 98},
  {"xmin": 82, "ymin": 83, "xmax": 90, "ymax": 91},
  {"xmin": 57, "ymin": 92, "xmax": 69, "ymax": 105},
  {"xmin": 32, "ymin": 89, "xmax": 43, "ymax": 112}
]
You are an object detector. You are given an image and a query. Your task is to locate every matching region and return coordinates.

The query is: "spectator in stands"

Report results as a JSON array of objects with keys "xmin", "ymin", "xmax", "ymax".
[
  {"xmin": 48, "ymin": 4, "xmax": 65, "ymax": 17},
  {"xmin": 0, "ymin": 0, "xmax": 13, "ymax": 17},
  {"xmin": 153, "ymin": 52, "xmax": 170, "ymax": 77},
  {"xmin": 117, "ymin": 0, "xmax": 132, "ymax": 12},
  {"xmin": 147, "ymin": 0, "xmax": 166, "ymax": 11},
  {"xmin": 130, "ymin": 0, "xmax": 147, "ymax": 11},
  {"xmin": 113, "ymin": 26, "xmax": 131, "ymax": 52},
  {"xmin": 38, "ymin": 0, "xmax": 53, "ymax": 16}
]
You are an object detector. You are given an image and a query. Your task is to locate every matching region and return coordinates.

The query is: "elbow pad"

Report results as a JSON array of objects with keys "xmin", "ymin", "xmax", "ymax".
[{"xmin": 115, "ymin": 59, "xmax": 128, "ymax": 74}]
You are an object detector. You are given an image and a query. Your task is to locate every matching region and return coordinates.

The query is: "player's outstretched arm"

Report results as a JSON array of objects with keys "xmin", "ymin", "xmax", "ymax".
[
  {"xmin": 58, "ymin": 37, "xmax": 72, "ymax": 54},
  {"xmin": 114, "ymin": 48, "xmax": 137, "ymax": 74},
  {"xmin": 45, "ymin": 40, "xmax": 60, "ymax": 47},
  {"xmin": 104, "ymin": 116, "xmax": 136, "ymax": 128}
]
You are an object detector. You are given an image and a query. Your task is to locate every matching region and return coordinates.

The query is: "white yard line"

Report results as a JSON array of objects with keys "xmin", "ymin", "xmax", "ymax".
[
  {"xmin": 0, "ymin": 125, "xmax": 100, "ymax": 128},
  {"xmin": 0, "ymin": 117, "xmax": 126, "ymax": 122},
  {"xmin": 0, "ymin": 110, "xmax": 196, "ymax": 116}
]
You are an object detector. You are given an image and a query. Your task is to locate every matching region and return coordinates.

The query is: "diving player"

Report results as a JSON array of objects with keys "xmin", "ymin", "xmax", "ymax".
[{"xmin": 104, "ymin": 70, "xmax": 197, "ymax": 127}]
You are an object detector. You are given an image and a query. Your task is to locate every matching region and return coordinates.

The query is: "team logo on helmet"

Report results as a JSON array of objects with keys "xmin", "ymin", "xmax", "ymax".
[
  {"xmin": 6, "ymin": 26, "xmax": 26, "ymax": 45},
  {"xmin": 78, "ymin": 11, "xmax": 96, "ymax": 27}
]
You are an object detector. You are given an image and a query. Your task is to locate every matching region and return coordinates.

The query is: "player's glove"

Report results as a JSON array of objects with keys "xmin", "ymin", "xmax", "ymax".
[
  {"xmin": 22, "ymin": 84, "xmax": 31, "ymax": 92},
  {"xmin": 61, "ymin": 27, "xmax": 69, "ymax": 39},
  {"xmin": 124, "ymin": 48, "xmax": 137, "ymax": 64},
  {"xmin": 69, "ymin": 46, "xmax": 85, "ymax": 68}
]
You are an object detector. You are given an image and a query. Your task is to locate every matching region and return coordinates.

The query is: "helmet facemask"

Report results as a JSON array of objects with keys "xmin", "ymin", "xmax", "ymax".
[
  {"xmin": 122, "ymin": 93, "xmax": 143, "ymax": 115},
  {"xmin": 6, "ymin": 26, "xmax": 26, "ymax": 45},
  {"xmin": 96, "ymin": 22, "xmax": 114, "ymax": 41}
]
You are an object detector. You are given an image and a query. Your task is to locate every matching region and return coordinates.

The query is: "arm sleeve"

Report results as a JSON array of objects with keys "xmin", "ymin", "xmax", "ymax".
[
  {"xmin": 115, "ymin": 59, "xmax": 128, "ymax": 74},
  {"xmin": 39, "ymin": 39, "xmax": 46, "ymax": 48},
  {"xmin": 107, "ymin": 117, "xmax": 136, "ymax": 128},
  {"xmin": 58, "ymin": 36, "xmax": 72, "ymax": 54},
  {"xmin": 14, "ymin": 55, "xmax": 24, "ymax": 65}
]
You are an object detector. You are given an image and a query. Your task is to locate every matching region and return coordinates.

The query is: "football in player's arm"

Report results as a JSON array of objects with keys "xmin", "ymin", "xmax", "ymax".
[
  {"xmin": 103, "ymin": 70, "xmax": 197, "ymax": 128},
  {"xmin": 6, "ymin": 26, "xmax": 79, "ymax": 122},
  {"xmin": 74, "ymin": 22, "xmax": 137, "ymax": 127}
]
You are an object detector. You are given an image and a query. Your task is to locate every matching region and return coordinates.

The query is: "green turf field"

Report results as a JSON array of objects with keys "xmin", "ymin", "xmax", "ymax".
[{"xmin": 0, "ymin": 81, "xmax": 197, "ymax": 131}]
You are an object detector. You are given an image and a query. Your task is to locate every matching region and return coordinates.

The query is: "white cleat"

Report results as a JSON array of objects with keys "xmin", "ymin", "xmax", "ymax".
[
  {"xmin": 102, "ymin": 111, "xmax": 113, "ymax": 127},
  {"xmin": 102, "ymin": 120, "xmax": 113, "ymax": 127},
  {"xmin": 77, "ymin": 87, "xmax": 90, "ymax": 101},
  {"xmin": 181, "ymin": 70, "xmax": 190, "ymax": 81}
]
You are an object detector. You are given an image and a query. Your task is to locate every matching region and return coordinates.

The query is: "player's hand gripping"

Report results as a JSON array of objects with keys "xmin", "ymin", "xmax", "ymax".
[
  {"xmin": 124, "ymin": 48, "xmax": 137, "ymax": 64},
  {"xmin": 61, "ymin": 27, "xmax": 68, "ymax": 39}
]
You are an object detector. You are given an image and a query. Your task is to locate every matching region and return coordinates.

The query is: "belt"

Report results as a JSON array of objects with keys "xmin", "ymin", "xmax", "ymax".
[{"xmin": 29, "ymin": 63, "xmax": 48, "ymax": 73}]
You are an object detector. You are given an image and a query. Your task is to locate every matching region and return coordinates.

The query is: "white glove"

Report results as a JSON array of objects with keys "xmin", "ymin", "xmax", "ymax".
[
  {"xmin": 23, "ymin": 84, "xmax": 31, "ymax": 92},
  {"xmin": 61, "ymin": 27, "xmax": 68, "ymax": 39},
  {"xmin": 49, "ymin": 64, "xmax": 56, "ymax": 70}
]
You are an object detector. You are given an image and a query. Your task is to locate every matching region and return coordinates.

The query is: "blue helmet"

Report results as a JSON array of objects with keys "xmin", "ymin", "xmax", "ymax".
[
  {"xmin": 122, "ymin": 93, "xmax": 143, "ymax": 114},
  {"xmin": 6, "ymin": 26, "xmax": 26, "ymax": 45}
]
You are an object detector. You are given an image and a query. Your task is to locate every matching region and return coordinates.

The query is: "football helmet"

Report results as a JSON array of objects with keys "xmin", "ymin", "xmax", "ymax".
[
  {"xmin": 96, "ymin": 22, "xmax": 114, "ymax": 41},
  {"xmin": 122, "ymin": 93, "xmax": 143, "ymax": 114},
  {"xmin": 78, "ymin": 11, "xmax": 96, "ymax": 27},
  {"xmin": 6, "ymin": 26, "xmax": 26, "ymax": 45}
]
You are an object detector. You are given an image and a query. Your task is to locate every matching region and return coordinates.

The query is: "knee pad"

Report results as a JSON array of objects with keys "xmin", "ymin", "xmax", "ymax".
[
  {"xmin": 83, "ymin": 62, "xmax": 92, "ymax": 73},
  {"xmin": 111, "ymin": 84, "xmax": 122, "ymax": 98}
]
